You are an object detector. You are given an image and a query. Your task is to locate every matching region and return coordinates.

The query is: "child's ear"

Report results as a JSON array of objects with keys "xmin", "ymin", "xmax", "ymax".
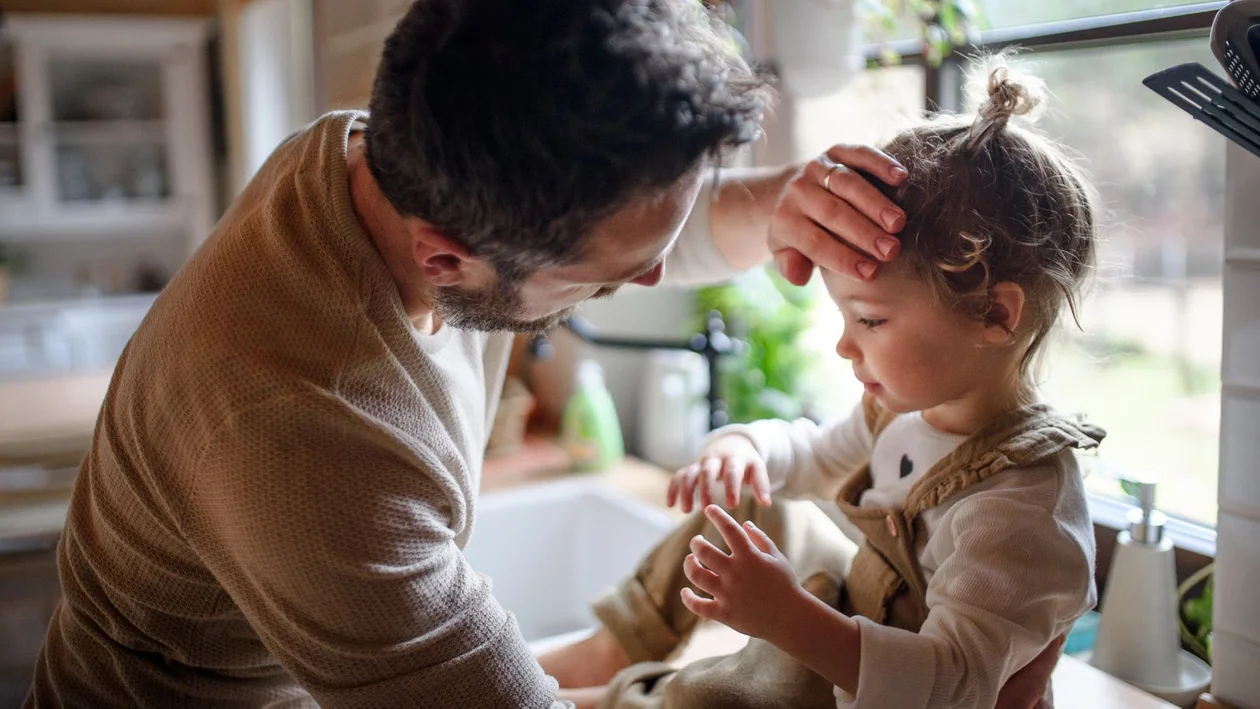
[
  {"xmin": 983, "ymin": 281, "xmax": 1026, "ymax": 345},
  {"xmin": 407, "ymin": 223, "xmax": 482, "ymax": 287}
]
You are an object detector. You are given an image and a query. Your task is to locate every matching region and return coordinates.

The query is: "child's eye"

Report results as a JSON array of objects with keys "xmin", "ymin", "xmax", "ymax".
[{"xmin": 857, "ymin": 317, "xmax": 887, "ymax": 329}]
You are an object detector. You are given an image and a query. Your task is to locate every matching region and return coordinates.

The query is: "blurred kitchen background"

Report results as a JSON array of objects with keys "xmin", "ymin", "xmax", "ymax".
[{"xmin": 2, "ymin": 1, "xmax": 1258, "ymax": 708}]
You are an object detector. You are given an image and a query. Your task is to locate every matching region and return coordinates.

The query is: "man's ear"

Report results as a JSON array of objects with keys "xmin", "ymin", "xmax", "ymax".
[
  {"xmin": 408, "ymin": 224, "xmax": 479, "ymax": 287},
  {"xmin": 983, "ymin": 281, "xmax": 1026, "ymax": 345}
]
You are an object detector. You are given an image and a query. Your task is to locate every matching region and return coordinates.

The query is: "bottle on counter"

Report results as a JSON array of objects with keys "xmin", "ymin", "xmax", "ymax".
[{"xmin": 560, "ymin": 359, "xmax": 624, "ymax": 472}]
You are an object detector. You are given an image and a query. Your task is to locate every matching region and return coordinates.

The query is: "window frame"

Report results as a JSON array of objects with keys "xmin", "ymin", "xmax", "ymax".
[{"xmin": 859, "ymin": 1, "xmax": 1228, "ymax": 561}]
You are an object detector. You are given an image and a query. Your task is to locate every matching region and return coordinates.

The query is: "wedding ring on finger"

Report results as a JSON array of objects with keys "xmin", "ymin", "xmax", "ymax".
[{"xmin": 822, "ymin": 163, "xmax": 844, "ymax": 195}]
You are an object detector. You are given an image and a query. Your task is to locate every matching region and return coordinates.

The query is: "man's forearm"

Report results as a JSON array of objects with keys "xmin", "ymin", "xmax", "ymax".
[{"xmin": 706, "ymin": 164, "xmax": 801, "ymax": 270}]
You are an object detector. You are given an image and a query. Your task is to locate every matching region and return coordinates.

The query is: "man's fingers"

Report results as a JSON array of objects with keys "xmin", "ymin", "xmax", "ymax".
[
  {"xmin": 689, "ymin": 534, "xmax": 730, "ymax": 572},
  {"xmin": 774, "ymin": 212, "xmax": 879, "ymax": 282},
  {"xmin": 822, "ymin": 144, "xmax": 907, "ymax": 190},
  {"xmin": 804, "ymin": 157, "xmax": 904, "ymax": 249},
  {"xmin": 703, "ymin": 504, "xmax": 754, "ymax": 555},
  {"xmin": 798, "ymin": 181, "xmax": 894, "ymax": 269},
  {"xmin": 684, "ymin": 553, "xmax": 721, "ymax": 594},
  {"xmin": 773, "ymin": 247, "xmax": 815, "ymax": 286}
]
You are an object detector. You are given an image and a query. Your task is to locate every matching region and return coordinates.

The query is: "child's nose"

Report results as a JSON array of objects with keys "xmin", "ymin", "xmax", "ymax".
[{"xmin": 835, "ymin": 333, "xmax": 859, "ymax": 361}]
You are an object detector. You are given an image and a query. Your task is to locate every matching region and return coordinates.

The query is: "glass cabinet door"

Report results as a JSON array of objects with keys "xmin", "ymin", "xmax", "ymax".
[
  {"xmin": 0, "ymin": 38, "xmax": 21, "ymax": 192},
  {"xmin": 47, "ymin": 56, "xmax": 171, "ymax": 205}
]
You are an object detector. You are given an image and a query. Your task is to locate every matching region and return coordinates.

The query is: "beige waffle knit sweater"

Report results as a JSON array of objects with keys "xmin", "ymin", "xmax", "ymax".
[{"xmin": 25, "ymin": 111, "xmax": 729, "ymax": 708}]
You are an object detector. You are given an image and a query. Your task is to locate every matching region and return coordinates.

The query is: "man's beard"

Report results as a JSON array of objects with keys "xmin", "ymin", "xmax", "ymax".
[{"xmin": 434, "ymin": 277, "xmax": 572, "ymax": 334}]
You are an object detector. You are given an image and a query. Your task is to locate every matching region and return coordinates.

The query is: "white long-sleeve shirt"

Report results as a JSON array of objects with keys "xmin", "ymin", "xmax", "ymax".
[{"xmin": 719, "ymin": 402, "xmax": 1098, "ymax": 709}]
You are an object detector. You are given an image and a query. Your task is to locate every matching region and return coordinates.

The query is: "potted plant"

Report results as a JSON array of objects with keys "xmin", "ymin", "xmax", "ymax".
[
  {"xmin": 696, "ymin": 268, "xmax": 818, "ymax": 424},
  {"xmin": 864, "ymin": 0, "xmax": 985, "ymax": 67},
  {"xmin": 1180, "ymin": 562, "xmax": 1214, "ymax": 663}
]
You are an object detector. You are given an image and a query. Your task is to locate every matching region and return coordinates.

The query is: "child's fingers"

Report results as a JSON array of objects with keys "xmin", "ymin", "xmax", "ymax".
[
  {"xmin": 666, "ymin": 466, "xmax": 691, "ymax": 508},
  {"xmin": 686, "ymin": 463, "xmax": 707, "ymax": 513},
  {"xmin": 689, "ymin": 534, "xmax": 731, "ymax": 572},
  {"xmin": 680, "ymin": 587, "xmax": 720, "ymax": 620},
  {"xmin": 722, "ymin": 457, "xmax": 743, "ymax": 507},
  {"xmin": 700, "ymin": 458, "xmax": 722, "ymax": 509},
  {"xmin": 743, "ymin": 521, "xmax": 780, "ymax": 557},
  {"xmin": 680, "ymin": 464, "xmax": 705, "ymax": 513},
  {"xmin": 683, "ymin": 553, "xmax": 721, "ymax": 594},
  {"xmin": 703, "ymin": 504, "xmax": 753, "ymax": 555},
  {"xmin": 745, "ymin": 459, "xmax": 772, "ymax": 506},
  {"xmin": 671, "ymin": 465, "xmax": 703, "ymax": 511}
]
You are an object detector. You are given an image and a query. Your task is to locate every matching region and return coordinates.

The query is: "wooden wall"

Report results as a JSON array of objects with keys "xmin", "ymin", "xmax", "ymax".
[
  {"xmin": 312, "ymin": 0, "xmax": 410, "ymax": 110},
  {"xmin": 2, "ymin": 0, "xmax": 216, "ymax": 16}
]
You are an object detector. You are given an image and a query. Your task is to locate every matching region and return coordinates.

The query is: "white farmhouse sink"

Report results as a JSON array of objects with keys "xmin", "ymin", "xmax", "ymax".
[{"xmin": 464, "ymin": 479, "xmax": 675, "ymax": 652}]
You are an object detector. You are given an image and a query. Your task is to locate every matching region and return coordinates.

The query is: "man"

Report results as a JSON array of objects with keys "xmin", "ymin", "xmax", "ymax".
[{"xmin": 26, "ymin": 1, "xmax": 1054, "ymax": 707}]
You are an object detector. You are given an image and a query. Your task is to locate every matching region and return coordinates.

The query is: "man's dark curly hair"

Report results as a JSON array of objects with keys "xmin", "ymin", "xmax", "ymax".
[{"xmin": 366, "ymin": 0, "xmax": 769, "ymax": 279}]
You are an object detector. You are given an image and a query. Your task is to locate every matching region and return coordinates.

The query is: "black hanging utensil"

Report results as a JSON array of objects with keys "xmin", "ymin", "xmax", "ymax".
[
  {"xmin": 1211, "ymin": 0, "xmax": 1260, "ymax": 100},
  {"xmin": 1143, "ymin": 62, "xmax": 1260, "ymax": 159}
]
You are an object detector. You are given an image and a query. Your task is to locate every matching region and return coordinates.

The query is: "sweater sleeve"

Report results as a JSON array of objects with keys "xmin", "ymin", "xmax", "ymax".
[
  {"xmin": 838, "ymin": 465, "xmax": 1095, "ymax": 709},
  {"xmin": 183, "ymin": 395, "xmax": 567, "ymax": 708},
  {"xmin": 711, "ymin": 400, "xmax": 873, "ymax": 501},
  {"xmin": 661, "ymin": 175, "xmax": 744, "ymax": 288}
]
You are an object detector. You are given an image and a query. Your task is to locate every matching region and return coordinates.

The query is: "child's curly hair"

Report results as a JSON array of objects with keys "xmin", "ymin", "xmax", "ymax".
[{"xmin": 882, "ymin": 55, "xmax": 1099, "ymax": 375}]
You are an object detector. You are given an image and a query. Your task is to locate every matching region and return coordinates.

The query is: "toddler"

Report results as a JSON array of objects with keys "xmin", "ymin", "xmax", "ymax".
[{"xmin": 545, "ymin": 59, "xmax": 1103, "ymax": 709}]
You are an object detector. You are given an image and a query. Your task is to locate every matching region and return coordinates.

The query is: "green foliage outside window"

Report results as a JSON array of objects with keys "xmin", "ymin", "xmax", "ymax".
[{"xmin": 695, "ymin": 269, "xmax": 819, "ymax": 424}]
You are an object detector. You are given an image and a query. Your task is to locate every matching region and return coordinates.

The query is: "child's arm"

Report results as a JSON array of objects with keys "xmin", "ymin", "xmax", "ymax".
[
  {"xmin": 685, "ymin": 469, "xmax": 1094, "ymax": 708},
  {"xmin": 680, "ymin": 505, "xmax": 863, "ymax": 692}
]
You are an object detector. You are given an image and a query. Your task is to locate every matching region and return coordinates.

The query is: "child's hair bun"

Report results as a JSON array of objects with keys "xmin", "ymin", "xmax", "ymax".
[
  {"xmin": 979, "ymin": 64, "xmax": 1040, "ymax": 125},
  {"xmin": 965, "ymin": 53, "xmax": 1046, "ymax": 151}
]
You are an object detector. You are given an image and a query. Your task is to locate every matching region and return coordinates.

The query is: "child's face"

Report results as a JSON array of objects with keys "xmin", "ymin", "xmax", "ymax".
[{"xmin": 821, "ymin": 264, "xmax": 1009, "ymax": 416}]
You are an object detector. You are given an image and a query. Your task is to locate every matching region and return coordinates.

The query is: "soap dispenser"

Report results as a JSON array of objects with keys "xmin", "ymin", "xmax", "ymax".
[
  {"xmin": 560, "ymin": 360, "xmax": 625, "ymax": 472},
  {"xmin": 1090, "ymin": 481, "xmax": 1181, "ymax": 687}
]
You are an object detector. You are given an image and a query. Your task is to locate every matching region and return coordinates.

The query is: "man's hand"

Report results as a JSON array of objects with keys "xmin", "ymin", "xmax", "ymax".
[
  {"xmin": 996, "ymin": 635, "xmax": 1067, "ymax": 709},
  {"xmin": 768, "ymin": 144, "xmax": 908, "ymax": 285}
]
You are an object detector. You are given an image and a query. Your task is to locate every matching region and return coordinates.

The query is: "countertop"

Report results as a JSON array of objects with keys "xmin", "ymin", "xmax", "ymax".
[
  {"xmin": 0, "ymin": 372, "xmax": 111, "ymax": 552},
  {"xmin": 0, "ymin": 371, "xmax": 111, "ymax": 465}
]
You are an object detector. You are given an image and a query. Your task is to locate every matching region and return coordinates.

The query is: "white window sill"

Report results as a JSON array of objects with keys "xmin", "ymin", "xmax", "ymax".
[{"xmin": 1087, "ymin": 492, "xmax": 1217, "ymax": 558}]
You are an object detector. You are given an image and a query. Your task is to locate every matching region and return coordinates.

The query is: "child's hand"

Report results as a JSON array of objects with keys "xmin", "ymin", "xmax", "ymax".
[
  {"xmin": 679, "ymin": 505, "xmax": 804, "ymax": 642},
  {"xmin": 667, "ymin": 435, "xmax": 771, "ymax": 512}
]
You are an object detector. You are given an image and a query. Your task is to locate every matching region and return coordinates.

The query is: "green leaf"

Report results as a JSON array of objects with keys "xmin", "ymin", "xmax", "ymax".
[{"xmin": 1119, "ymin": 478, "xmax": 1143, "ymax": 500}]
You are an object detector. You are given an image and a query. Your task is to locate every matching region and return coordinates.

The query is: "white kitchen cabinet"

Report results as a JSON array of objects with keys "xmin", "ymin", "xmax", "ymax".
[
  {"xmin": 0, "ymin": 15, "xmax": 214, "ymax": 251},
  {"xmin": 0, "ymin": 33, "xmax": 26, "ymax": 224}
]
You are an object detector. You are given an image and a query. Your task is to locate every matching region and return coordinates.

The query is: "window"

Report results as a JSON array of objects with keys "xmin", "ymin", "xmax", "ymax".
[
  {"xmin": 787, "ymin": 4, "xmax": 1225, "ymax": 527},
  {"xmin": 969, "ymin": 41, "xmax": 1224, "ymax": 526},
  {"xmin": 977, "ymin": 0, "xmax": 1211, "ymax": 29},
  {"xmin": 792, "ymin": 65, "xmax": 927, "ymax": 155}
]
